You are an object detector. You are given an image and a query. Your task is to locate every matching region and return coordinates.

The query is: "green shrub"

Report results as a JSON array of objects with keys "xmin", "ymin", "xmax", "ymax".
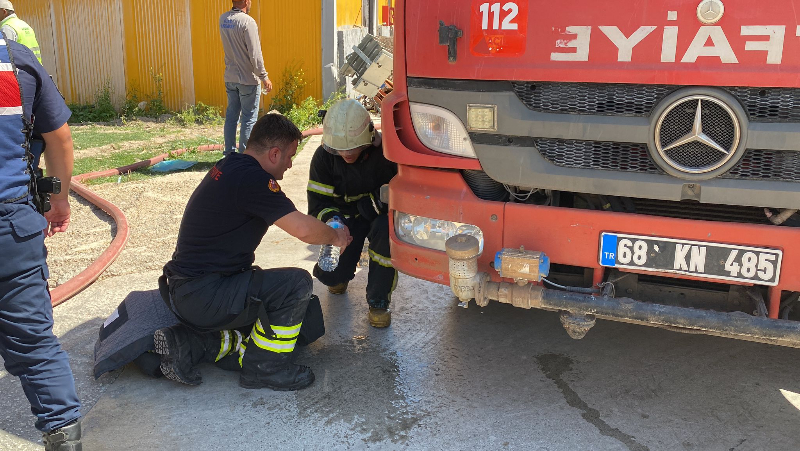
[
  {"xmin": 120, "ymin": 87, "xmax": 143, "ymax": 119},
  {"xmin": 286, "ymin": 89, "xmax": 347, "ymax": 130},
  {"xmin": 120, "ymin": 68, "xmax": 170, "ymax": 119},
  {"xmin": 146, "ymin": 68, "xmax": 169, "ymax": 117},
  {"xmin": 68, "ymin": 81, "xmax": 118, "ymax": 123},
  {"xmin": 172, "ymin": 102, "xmax": 223, "ymax": 126},
  {"xmin": 269, "ymin": 63, "xmax": 307, "ymax": 114},
  {"xmin": 286, "ymin": 96, "xmax": 320, "ymax": 131}
]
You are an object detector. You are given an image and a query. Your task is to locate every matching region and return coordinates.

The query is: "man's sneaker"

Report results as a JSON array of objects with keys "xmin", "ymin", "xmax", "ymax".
[
  {"xmin": 43, "ymin": 419, "xmax": 82, "ymax": 451},
  {"xmin": 328, "ymin": 282, "xmax": 348, "ymax": 295},
  {"xmin": 368, "ymin": 307, "xmax": 391, "ymax": 328},
  {"xmin": 154, "ymin": 325, "xmax": 202, "ymax": 386}
]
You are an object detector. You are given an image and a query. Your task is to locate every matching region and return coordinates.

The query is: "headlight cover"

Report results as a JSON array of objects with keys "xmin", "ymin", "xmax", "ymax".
[
  {"xmin": 395, "ymin": 211, "xmax": 484, "ymax": 253},
  {"xmin": 410, "ymin": 103, "xmax": 477, "ymax": 159}
]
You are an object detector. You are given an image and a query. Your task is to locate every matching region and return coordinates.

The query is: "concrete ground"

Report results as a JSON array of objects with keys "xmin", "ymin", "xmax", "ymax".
[{"xmin": 2, "ymin": 135, "xmax": 800, "ymax": 450}]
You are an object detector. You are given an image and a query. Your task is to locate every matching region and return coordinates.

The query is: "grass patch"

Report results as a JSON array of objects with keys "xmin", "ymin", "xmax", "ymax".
[
  {"xmin": 75, "ymin": 135, "xmax": 224, "ymax": 179},
  {"xmin": 71, "ymin": 123, "xmax": 178, "ymax": 150},
  {"xmin": 85, "ymin": 148, "xmax": 225, "ymax": 185}
]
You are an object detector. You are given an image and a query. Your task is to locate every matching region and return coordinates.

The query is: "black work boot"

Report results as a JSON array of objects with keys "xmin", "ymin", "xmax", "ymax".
[
  {"xmin": 43, "ymin": 419, "xmax": 82, "ymax": 451},
  {"xmin": 239, "ymin": 350, "xmax": 315, "ymax": 391},
  {"xmin": 154, "ymin": 325, "xmax": 202, "ymax": 386}
]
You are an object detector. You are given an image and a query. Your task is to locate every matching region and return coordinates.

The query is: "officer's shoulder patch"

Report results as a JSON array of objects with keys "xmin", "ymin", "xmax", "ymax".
[{"xmin": 268, "ymin": 179, "xmax": 281, "ymax": 193}]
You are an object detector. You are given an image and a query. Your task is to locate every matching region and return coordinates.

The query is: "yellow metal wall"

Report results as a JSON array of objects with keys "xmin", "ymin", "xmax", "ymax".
[
  {"xmin": 337, "ymin": 0, "xmax": 362, "ymax": 28},
  {"xmin": 190, "ymin": 0, "xmax": 230, "ymax": 111},
  {"xmin": 16, "ymin": 0, "xmax": 126, "ymax": 106},
  {"xmin": 257, "ymin": 0, "xmax": 322, "ymax": 105},
  {"xmin": 123, "ymin": 0, "xmax": 195, "ymax": 111},
  {"xmin": 14, "ymin": 0, "xmax": 323, "ymax": 113}
]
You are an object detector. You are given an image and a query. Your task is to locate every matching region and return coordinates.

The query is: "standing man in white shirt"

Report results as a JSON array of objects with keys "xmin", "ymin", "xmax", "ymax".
[{"xmin": 220, "ymin": 0, "xmax": 273, "ymax": 155}]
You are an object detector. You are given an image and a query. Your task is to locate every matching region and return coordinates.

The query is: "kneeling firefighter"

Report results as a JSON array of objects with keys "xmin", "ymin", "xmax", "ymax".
[
  {"xmin": 307, "ymin": 99, "xmax": 399, "ymax": 327},
  {"xmin": 156, "ymin": 113, "xmax": 351, "ymax": 391}
]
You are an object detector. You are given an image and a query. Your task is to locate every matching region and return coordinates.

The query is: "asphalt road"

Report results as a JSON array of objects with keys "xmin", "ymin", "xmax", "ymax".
[{"xmin": 2, "ymin": 135, "xmax": 799, "ymax": 450}]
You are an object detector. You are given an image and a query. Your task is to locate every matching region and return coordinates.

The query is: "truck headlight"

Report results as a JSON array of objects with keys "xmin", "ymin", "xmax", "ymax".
[
  {"xmin": 395, "ymin": 211, "xmax": 484, "ymax": 253},
  {"xmin": 410, "ymin": 103, "xmax": 477, "ymax": 159}
]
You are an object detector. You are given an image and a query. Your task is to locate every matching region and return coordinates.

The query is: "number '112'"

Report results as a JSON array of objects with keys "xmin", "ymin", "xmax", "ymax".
[{"xmin": 478, "ymin": 2, "xmax": 519, "ymax": 30}]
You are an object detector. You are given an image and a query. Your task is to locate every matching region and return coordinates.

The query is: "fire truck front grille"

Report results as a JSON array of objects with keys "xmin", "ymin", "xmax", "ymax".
[
  {"xmin": 631, "ymin": 199, "xmax": 771, "ymax": 225},
  {"xmin": 726, "ymin": 87, "xmax": 800, "ymax": 123},
  {"xmin": 536, "ymin": 139, "xmax": 800, "ymax": 182},
  {"xmin": 512, "ymin": 82, "xmax": 674, "ymax": 117},
  {"xmin": 512, "ymin": 82, "xmax": 800, "ymax": 122},
  {"xmin": 722, "ymin": 149, "xmax": 800, "ymax": 182},
  {"xmin": 535, "ymin": 139, "xmax": 661, "ymax": 173}
]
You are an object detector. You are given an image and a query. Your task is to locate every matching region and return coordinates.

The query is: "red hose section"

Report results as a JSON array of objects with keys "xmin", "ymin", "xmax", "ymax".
[
  {"xmin": 50, "ymin": 180, "xmax": 131, "ymax": 307},
  {"xmin": 49, "ymin": 125, "xmax": 348, "ymax": 306}
]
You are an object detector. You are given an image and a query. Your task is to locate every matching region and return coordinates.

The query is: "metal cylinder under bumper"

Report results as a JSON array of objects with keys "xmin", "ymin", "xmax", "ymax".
[
  {"xmin": 445, "ymin": 235, "xmax": 481, "ymax": 304},
  {"xmin": 536, "ymin": 289, "xmax": 800, "ymax": 348}
]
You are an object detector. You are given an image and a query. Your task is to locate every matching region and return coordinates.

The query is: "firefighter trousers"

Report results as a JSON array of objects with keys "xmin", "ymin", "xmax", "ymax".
[
  {"xmin": 167, "ymin": 267, "xmax": 312, "ymax": 373},
  {"xmin": 313, "ymin": 214, "xmax": 397, "ymax": 309}
]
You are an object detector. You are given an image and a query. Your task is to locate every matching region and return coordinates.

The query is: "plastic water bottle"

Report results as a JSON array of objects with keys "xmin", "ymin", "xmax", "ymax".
[{"xmin": 318, "ymin": 217, "xmax": 344, "ymax": 271}]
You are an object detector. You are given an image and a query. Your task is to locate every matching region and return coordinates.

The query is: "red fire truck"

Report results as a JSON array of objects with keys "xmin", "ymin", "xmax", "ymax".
[{"xmin": 382, "ymin": 0, "xmax": 800, "ymax": 346}]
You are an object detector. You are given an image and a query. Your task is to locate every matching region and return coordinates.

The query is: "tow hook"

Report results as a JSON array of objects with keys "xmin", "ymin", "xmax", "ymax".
[{"xmin": 560, "ymin": 312, "xmax": 596, "ymax": 339}]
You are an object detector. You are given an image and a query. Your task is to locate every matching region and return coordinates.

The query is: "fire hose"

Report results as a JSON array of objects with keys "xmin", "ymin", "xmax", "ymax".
[{"xmin": 51, "ymin": 124, "xmax": 353, "ymax": 306}]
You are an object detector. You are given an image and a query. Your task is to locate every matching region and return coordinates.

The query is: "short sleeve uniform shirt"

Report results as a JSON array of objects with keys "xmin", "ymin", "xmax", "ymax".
[{"xmin": 166, "ymin": 153, "xmax": 297, "ymax": 278}]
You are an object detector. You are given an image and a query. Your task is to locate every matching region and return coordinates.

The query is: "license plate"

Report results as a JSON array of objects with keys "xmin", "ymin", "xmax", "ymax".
[{"xmin": 599, "ymin": 233, "xmax": 783, "ymax": 286}]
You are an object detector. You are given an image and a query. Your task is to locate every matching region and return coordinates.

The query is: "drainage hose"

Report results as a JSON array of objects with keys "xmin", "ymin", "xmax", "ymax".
[{"xmin": 50, "ymin": 124, "xmax": 379, "ymax": 306}]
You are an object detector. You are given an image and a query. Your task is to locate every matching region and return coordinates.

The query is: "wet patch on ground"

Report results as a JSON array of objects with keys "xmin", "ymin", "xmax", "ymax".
[
  {"xmin": 296, "ymin": 340, "xmax": 427, "ymax": 445},
  {"xmin": 536, "ymin": 353, "xmax": 649, "ymax": 451}
]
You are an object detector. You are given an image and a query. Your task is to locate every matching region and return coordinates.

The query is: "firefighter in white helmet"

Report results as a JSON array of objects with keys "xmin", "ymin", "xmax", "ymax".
[{"xmin": 307, "ymin": 99, "xmax": 398, "ymax": 327}]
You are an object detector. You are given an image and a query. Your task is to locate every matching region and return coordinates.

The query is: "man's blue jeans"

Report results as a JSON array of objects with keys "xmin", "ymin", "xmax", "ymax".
[{"xmin": 224, "ymin": 82, "xmax": 261, "ymax": 154}]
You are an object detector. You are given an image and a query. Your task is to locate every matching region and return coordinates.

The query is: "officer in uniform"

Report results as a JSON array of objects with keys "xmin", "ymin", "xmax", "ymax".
[
  {"xmin": 157, "ymin": 113, "xmax": 352, "ymax": 391},
  {"xmin": 307, "ymin": 99, "xmax": 398, "ymax": 328},
  {"xmin": 0, "ymin": 1, "xmax": 42, "ymax": 64},
  {"xmin": 0, "ymin": 39, "xmax": 82, "ymax": 450}
]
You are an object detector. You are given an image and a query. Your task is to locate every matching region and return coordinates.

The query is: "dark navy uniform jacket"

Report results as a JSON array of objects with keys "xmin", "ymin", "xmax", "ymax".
[{"xmin": 0, "ymin": 40, "xmax": 70, "ymax": 205}]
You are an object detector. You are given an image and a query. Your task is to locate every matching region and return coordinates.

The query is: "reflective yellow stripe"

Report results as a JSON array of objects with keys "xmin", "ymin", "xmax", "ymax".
[
  {"xmin": 344, "ymin": 193, "xmax": 369, "ymax": 203},
  {"xmin": 238, "ymin": 340, "xmax": 247, "ymax": 367},
  {"xmin": 250, "ymin": 334, "xmax": 298, "ymax": 353},
  {"xmin": 271, "ymin": 323, "xmax": 302, "ymax": 338},
  {"xmin": 369, "ymin": 249, "xmax": 393, "ymax": 268},
  {"xmin": 234, "ymin": 330, "xmax": 243, "ymax": 352},
  {"xmin": 317, "ymin": 207, "xmax": 340, "ymax": 221},
  {"xmin": 216, "ymin": 330, "xmax": 231, "ymax": 362},
  {"xmin": 308, "ymin": 180, "xmax": 335, "ymax": 196},
  {"xmin": 254, "ymin": 319, "xmax": 302, "ymax": 338}
]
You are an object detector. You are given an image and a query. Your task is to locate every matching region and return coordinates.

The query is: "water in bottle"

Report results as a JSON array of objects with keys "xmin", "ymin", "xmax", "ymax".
[{"xmin": 318, "ymin": 218, "xmax": 344, "ymax": 271}]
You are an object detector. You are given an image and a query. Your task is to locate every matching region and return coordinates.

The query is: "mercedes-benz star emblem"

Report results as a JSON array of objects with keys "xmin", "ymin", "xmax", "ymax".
[
  {"xmin": 662, "ymin": 100, "xmax": 729, "ymax": 156},
  {"xmin": 697, "ymin": 0, "xmax": 724, "ymax": 24},
  {"xmin": 654, "ymin": 94, "xmax": 741, "ymax": 176}
]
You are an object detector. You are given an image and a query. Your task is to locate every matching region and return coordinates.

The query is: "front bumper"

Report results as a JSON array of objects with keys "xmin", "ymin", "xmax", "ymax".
[{"xmin": 388, "ymin": 165, "xmax": 800, "ymax": 319}]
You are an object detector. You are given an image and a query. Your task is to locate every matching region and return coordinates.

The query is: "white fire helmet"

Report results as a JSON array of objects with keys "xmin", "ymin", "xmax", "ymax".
[{"xmin": 322, "ymin": 99, "xmax": 374, "ymax": 152}]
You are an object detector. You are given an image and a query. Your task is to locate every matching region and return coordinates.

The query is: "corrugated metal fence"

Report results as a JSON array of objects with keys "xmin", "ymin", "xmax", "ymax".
[{"xmin": 14, "ymin": 0, "xmax": 322, "ymax": 113}]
